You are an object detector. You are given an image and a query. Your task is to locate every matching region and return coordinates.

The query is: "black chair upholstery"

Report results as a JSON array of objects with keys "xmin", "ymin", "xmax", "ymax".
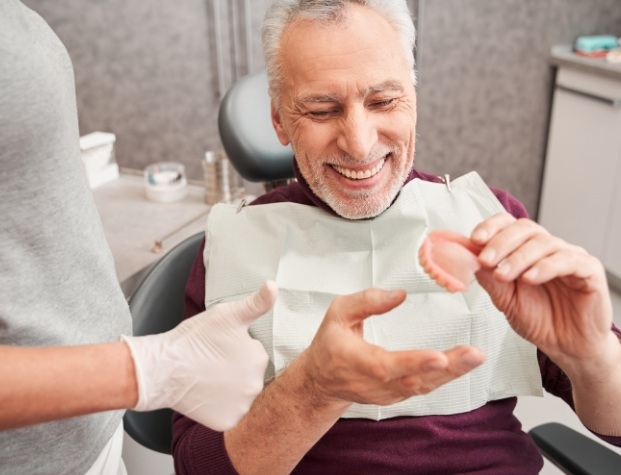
[
  {"xmin": 123, "ymin": 232, "xmax": 204, "ymax": 455},
  {"xmin": 529, "ymin": 422, "xmax": 621, "ymax": 474},
  {"xmin": 218, "ymin": 70, "xmax": 294, "ymax": 182}
]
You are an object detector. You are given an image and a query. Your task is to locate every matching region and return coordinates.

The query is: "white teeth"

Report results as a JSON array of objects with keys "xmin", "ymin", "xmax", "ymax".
[{"xmin": 334, "ymin": 158, "xmax": 385, "ymax": 180}]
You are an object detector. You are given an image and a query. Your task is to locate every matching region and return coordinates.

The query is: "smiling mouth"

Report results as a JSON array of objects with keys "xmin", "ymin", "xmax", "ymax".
[{"xmin": 332, "ymin": 158, "xmax": 386, "ymax": 180}]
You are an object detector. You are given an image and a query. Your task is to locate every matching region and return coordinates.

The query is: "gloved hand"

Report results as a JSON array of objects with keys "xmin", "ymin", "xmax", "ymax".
[{"xmin": 121, "ymin": 281, "xmax": 276, "ymax": 431}]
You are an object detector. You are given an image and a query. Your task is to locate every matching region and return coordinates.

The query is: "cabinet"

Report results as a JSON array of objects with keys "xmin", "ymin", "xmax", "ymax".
[{"xmin": 539, "ymin": 50, "xmax": 621, "ymax": 284}]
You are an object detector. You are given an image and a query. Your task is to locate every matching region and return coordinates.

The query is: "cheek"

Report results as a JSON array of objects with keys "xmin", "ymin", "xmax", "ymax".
[
  {"xmin": 383, "ymin": 121, "xmax": 415, "ymax": 172},
  {"xmin": 292, "ymin": 124, "xmax": 334, "ymax": 158},
  {"xmin": 382, "ymin": 117, "xmax": 414, "ymax": 150}
]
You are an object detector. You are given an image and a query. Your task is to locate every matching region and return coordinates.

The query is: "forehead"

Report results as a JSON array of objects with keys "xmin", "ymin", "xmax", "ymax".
[{"xmin": 278, "ymin": 4, "xmax": 412, "ymax": 102}]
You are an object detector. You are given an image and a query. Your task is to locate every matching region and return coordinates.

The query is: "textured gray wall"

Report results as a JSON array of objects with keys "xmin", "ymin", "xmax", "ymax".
[
  {"xmin": 23, "ymin": 0, "xmax": 621, "ymax": 216},
  {"xmin": 21, "ymin": 0, "xmax": 271, "ymax": 183},
  {"xmin": 414, "ymin": 0, "xmax": 621, "ymax": 216}
]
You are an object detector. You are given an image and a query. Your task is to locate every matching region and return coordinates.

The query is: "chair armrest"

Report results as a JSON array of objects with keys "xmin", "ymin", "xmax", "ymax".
[{"xmin": 528, "ymin": 422, "xmax": 621, "ymax": 475}]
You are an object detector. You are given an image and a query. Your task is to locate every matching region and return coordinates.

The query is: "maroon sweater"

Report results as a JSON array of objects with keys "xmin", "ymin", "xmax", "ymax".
[{"xmin": 172, "ymin": 166, "xmax": 621, "ymax": 474}]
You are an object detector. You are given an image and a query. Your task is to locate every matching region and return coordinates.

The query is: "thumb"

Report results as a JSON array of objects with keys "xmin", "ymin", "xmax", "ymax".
[
  {"xmin": 229, "ymin": 280, "xmax": 279, "ymax": 327},
  {"xmin": 474, "ymin": 268, "xmax": 511, "ymax": 314},
  {"xmin": 330, "ymin": 288, "xmax": 407, "ymax": 327}
]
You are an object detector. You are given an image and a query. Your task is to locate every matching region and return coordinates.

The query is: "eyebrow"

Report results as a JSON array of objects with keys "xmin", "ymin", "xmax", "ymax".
[
  {"xmin": 367, "ymin": 80, "xmax": 404, "ymax": 95},
  {"xmin": 297, "ymin": 80, "xmax": 405, "ymax": 104},
  {"xmin": 298, "ymin": 93, "xmax": 342, "ymax": 104}
]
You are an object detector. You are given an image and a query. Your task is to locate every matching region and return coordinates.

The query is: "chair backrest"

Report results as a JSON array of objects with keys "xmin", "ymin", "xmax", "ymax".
[
  {"xmin": 123, "ymin": 232, "xmax": 204, "ymax": 455},
  {"xmin": 218, "ymin": 70, "xmax": 294, "ymax": 182}
]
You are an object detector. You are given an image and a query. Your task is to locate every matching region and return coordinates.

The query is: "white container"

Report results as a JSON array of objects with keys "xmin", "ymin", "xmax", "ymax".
[
  {"xmin": 144, "ymin": 162, "xmax": 188, "ymax": 203},
  {"xmin": 79, "ymin": 131, "xmax": 119, "ymax": 189}
]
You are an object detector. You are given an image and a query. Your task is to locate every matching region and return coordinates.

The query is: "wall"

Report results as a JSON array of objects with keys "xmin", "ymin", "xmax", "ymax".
[
  {"xmin": 412, "ymin": 0, "xmax": 621, "ymax": 216},
  {"xmin": 23, "ymin": 0, "xmax": 621, "ymax": 216},
  {"xmin": 21, "ymin": 0, "xmax": 271, "ymax": 183}
]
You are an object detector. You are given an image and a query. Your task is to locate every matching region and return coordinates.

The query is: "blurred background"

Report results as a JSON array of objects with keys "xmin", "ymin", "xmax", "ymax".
[{"xmin": 22, "ymin": 0, "xmax": 621, "ymax": 217}]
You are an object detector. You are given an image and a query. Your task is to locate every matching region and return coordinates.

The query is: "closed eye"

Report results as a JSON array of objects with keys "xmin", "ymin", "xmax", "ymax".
[
  {"xmin": 306, "ymin": 109, "xmax": 339, "ymax": 119},
  {"xmin": 369, "ymin": 98, "xmax": 397, "ymax": 109}
]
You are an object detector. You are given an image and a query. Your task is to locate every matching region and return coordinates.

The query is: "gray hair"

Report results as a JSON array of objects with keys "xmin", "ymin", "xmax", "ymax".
[{"xmin": 261, "ymin": 0, "xmax": 417, "ymax": 105}]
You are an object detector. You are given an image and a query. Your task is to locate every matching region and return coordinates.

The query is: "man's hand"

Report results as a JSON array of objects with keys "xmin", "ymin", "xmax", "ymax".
[
  {"xmin": 222, "ymin": 288, "xmax": 487, "ymax": 475},
  {"xmin": 122, "ymin": 281, "xmax": 276, "ymax": 431},
  {"xmin": 471, "ymin": 213, "xmax": 617, "ymax": 369},
  {"xmin": 469, "ymin": 213, "xmax": 621, "ymax": 436},
  {"xmin": 301, "ymin": 288, "xmax": 485, "ymax": 407}
]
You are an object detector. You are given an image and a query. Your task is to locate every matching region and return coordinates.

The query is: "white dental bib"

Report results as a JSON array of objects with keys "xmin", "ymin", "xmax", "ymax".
[{"xmin": 203, "ymin": 172, "xmax": 542, "ymax": 420}]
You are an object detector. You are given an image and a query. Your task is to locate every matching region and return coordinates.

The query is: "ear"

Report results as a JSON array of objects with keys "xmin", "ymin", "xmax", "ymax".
[{"xmin": 271, "ymin": 101, "xmax": 291, "ymax": 146}]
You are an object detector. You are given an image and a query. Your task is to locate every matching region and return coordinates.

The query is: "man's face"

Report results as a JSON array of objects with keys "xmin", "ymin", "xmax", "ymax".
[{"xmin": 271, "ymin": 4, "xmax": 417, "ymax": 219}]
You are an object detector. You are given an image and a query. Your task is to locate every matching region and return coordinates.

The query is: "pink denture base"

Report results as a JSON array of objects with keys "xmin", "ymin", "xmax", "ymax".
[{"xmin": 419, "ymin": 229, "xmax": 483, "ymax": 292}]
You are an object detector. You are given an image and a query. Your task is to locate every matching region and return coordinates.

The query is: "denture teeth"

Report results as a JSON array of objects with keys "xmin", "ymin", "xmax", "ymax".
[{"xmin": 334, "ymin": 158, "xmax": 385, "ymax": 180}]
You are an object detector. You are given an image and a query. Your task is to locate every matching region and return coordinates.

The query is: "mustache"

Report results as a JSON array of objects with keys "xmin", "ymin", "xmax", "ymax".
[{"xmin": 324, "ymin": 148, "xmax": 397, "ymax": 167}]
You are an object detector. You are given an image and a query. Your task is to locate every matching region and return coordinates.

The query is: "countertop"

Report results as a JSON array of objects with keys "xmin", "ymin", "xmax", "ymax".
[
  {"xmin": 550, "ymin": 45, "xmax": 621, "ymax": 81},
  {"xmin": 92, "ymin": 171, "xmax": 211, "ymax": 297}
]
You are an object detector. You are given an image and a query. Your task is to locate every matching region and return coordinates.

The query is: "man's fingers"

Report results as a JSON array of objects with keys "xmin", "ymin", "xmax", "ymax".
[
  {"xmin": 470, "ymin": 212, "xmax": 517, "ymax": 245},
  {"xmin": 519, "ymin": 249, "xmax": 605, "ymax": 288},
  {"xmin": 349, "ymin": 345, "xmax": 486, "ymax": 400},
  {"xmin": 328, "ymin": 288, "xmax": 407, "ymax": 327},
  {"xmin": 230, "ymin": 280, "xmax": 279, "ymax": 327},
  {"xmin": 385, "ymin": 345, "xmax": 485, "ymax": 380},
  {"xmin": 489, "ymin": 234, "xmax": 565, "ymax": 281}
]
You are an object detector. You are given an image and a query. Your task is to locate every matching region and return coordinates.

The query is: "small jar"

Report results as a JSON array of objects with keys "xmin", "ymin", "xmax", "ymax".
[
  {"xmin": 202, "ymin": 151, "xmax": 238, "ymax": 204},
  {"xmin": 144, "ymin": 162, "xmax": 188, "ymax": 203}
]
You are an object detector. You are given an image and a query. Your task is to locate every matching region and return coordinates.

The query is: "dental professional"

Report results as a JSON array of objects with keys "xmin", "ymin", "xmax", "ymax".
[
  {"xmin": 171, "ymin": 1, "xmax": 621, "ymax": 474},
  {"xmin": 1, "ymin": 1, "xmax": 274, "ymax": 474}
]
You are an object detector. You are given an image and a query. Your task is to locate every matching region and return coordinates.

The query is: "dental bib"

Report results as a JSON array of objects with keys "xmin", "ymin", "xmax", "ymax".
[{"xmin": 203, "ymin": 172, "xmax": 542, "ymax": 419}]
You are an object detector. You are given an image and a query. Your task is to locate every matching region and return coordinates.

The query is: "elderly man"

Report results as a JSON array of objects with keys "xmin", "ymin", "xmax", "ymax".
[{"xmin": 172, "ymin": 0, "xmax": 621, "ymax": 473}]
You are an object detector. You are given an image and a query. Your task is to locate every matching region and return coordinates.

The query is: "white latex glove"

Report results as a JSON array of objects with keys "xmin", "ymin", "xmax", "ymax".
[{"xmin": 121, "ymin": 281, "xmax": 276, "ymax": 431}]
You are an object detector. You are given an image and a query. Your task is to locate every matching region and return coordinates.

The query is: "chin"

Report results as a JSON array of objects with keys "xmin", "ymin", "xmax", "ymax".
[
  {"xmin": 336, "ymin": 209, "xmax": 387, "ymax": 220},
  {"xmin": 326, "ymin": 193, "xmax": 394, "ymax": 220},
  {"xmin": 312, "ymin": 170, "xmax": 406, "ymax": 220}
]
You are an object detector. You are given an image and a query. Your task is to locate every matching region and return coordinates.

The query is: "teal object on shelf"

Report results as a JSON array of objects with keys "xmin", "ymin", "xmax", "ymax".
[{"xmin": 575, "ymin": 35, "xmax": 618, "ymax": 53}]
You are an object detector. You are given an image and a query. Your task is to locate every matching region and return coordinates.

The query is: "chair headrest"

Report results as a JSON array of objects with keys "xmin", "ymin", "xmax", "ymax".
[{"xmin": 218, "ymin": 71, "xmax": 294, "ymax": 182}]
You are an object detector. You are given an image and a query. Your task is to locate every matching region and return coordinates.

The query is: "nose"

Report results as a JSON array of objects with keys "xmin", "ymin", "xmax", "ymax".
[{"xmin": 335, "ymin": 105, "xmax": 378, "ymax": 161}]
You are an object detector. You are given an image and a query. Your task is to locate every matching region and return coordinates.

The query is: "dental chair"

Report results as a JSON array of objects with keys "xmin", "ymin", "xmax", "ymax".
[
  {"xmin": 123, "ymin": 231, "xmax": 204, "ymax": 455},
  {"xmin": 218, "ymin": 70, "xmax": 294, "ymax": 191}
]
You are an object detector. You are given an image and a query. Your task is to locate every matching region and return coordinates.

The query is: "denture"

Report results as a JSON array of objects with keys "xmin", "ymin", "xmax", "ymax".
[{"xmin": 419, "ymin": 230, "xmax": 483, "ymax": 292}]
